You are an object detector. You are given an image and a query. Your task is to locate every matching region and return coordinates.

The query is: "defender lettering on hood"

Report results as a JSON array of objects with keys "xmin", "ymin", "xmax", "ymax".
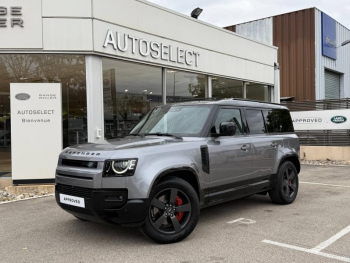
[{"xmin": 63, "ymin": 151, "xmax": 101, "ymax": 156}]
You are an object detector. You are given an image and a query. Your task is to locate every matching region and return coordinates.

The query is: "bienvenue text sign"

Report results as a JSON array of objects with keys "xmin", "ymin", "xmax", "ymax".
[{"xmin": 10, "ymin": 83, "xmax": 62, "ymax": 182}]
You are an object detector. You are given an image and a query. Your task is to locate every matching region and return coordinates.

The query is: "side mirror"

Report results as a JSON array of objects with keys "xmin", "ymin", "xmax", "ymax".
[{"xmin": 219, "ymin": 122, "xmax": 237, "ymax": 136}]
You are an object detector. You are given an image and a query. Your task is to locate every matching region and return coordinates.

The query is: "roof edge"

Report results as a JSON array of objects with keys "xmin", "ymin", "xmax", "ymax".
[
  {"xmin": 224, "ymin": 7, "xmax": 315, "ymax": 28},
  {"xmin": 137, "ymin": 0, "xmax": 278, "ymax": 50}
]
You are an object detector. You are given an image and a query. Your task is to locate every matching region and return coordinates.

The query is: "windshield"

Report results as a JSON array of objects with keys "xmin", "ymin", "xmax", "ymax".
[{"xmin": 130, "ymin": 105, "xmax": 212, "ymax": 136}]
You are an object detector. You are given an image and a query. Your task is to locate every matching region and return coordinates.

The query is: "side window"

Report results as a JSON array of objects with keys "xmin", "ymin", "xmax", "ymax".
[
  {"xmin": 246, "ymin": 110, "xmax": 266, "ymax": 134},
  {"xmin": 263, "ymin": 109, "xmax": 294, "ymax": 133},
  {"xmin": 276, "ymin": 109, "xmax": 294, "ymax": 133},
  {"xmin": 263, "ymin": 110, "xmax": 277, "ymax": 133},
  {"xmin": 214, "ymin": 108, "xmax": 243, "ymax": 135}
]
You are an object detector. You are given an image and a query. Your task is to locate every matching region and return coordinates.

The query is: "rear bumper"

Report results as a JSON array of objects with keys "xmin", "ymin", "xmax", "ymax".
[{"xmin": 55, "ymin": 184, "xmax": 148, "ymax": 226}]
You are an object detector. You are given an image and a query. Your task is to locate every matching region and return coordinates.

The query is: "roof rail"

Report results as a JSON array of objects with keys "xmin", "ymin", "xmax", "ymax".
[
  {"xmin": 230, "ymin": 98, "xmax": 282, "ymax": 106},
  {"xmin": 175, "ymin": 97, "xmax": 219, "ymax": 102},
  {"xmin": 174, "ymin": 97, "xmax": 282, "ymax": 106}
]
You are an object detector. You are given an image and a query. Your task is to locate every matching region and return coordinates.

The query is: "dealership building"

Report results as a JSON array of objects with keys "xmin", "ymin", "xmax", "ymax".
[
  {"xmin": 0, "ymin": 0, "xmax": 280, "ymax": 182},
  {"xmin": 225, "ymin": 7, "xmax": 350, "ymax": 102}
]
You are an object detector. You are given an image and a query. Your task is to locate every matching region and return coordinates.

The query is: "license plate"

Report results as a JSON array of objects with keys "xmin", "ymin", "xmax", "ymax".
[{"xmin": 59, "ymin": 194, "xmax": 85, "ymax": 208}]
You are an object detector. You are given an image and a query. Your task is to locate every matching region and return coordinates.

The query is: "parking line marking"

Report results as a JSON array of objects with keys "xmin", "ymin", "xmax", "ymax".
[
  {"xmin": 227, "ymin": 218, "xmax": 256, "ymax": 224},
  {"xmin": 311, "ymin": 225, "xmax": 350, "ymax": 252},
  {"xmin": 262, "ymin": 240, "xmax": 350, "ymax": 262},
  {"xmin": 300, "ymin": 182, "xmax": 350, "ymax": 188},
  {"xmin": 227, "ymin": 218, "xmax": 245, "ymax": 224}
]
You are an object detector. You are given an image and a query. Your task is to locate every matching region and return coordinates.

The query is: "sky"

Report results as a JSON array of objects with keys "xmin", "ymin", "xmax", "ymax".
[{"xmin": 146, "ymin": 0, "xmax": 350, "ymax": 29}]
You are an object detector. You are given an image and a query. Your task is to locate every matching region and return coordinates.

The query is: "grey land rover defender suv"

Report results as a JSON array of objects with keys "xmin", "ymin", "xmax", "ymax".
[{"xmin": 55, "ymin": 99, "xmax": 300, "ymax": 244}]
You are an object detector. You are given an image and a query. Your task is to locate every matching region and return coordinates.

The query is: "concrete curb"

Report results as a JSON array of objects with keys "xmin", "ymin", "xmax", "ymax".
[
  {"xmin": 301, "ymin": 164, "xmax": 350, "ymax": 167},
  {"xmin": 0, "ymin": 194, "xmax": 54, "ymax": 205},
  {"xmin": 6, "ymin": 184, "xmax": 55, "ymax": 195}
]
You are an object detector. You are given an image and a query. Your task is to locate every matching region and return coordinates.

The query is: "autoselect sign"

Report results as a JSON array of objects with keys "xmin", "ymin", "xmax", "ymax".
[
  {"xmin": 331, "ymin": 116, "xmax": 347, "ymax": 124},
  {"xmin": 103, "ymin": 30, "xmax": 200, "ymax": 67}
]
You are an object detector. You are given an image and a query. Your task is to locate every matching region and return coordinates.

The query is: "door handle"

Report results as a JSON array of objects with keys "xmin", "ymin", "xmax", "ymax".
[
  {"xmin": 241, "ymin": 145, "xmax": 249, "ymax": 151},
  {"xmin": 271, "ymin": 142, "xmax": 278, "ymax": 148}
]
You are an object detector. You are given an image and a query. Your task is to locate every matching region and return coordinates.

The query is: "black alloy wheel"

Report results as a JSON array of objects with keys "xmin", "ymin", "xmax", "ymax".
[
  {"xmin": 282, "ymin": 167, "xmax": 297, "ymax": 198},
  {"xmin": 141, "ymin": 177, "xmax": 199, "ymax": 244},
  {"xmin": 150, "ymin": 188, "xmax": 191, "ymax": 234},
  {"xmin": 269, "ymin": 161, "xmax": 299, "ymax": 205}
]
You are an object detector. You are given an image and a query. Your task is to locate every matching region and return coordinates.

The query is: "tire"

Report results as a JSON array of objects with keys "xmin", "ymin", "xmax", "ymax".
[
  {"xmin": 141, "ymin": 177, "xmax": 200, "ymax": 244},
  {"xmin": 269, "ymin": 161, "xmax": 299, "ymax": 205}
]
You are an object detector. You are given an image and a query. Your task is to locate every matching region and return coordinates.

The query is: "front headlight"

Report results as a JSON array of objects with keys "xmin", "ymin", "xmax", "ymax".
[{"xmin": 104, "ymin": 159, "xmax": 137, "ymax": 177}]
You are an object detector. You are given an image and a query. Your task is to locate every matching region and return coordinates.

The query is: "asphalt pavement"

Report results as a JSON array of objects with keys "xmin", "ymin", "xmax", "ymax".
[{"xmin": 1, "ymin": 165, "xmax": 350, "ymax": 263}]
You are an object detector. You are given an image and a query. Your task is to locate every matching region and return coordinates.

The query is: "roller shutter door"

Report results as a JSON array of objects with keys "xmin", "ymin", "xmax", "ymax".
[{"xmin": 325, "ymin": 70, "xmax": 340, "ymax": 99}]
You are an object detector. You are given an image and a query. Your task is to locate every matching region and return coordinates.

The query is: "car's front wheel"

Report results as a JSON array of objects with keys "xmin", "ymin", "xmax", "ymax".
[
  {"xmin": 269, "ymin": 161, "xmax": 299, "ymax": 204},
  {"xmin": 141, "ymin": 177, "xmax": 200, "ymax": 244}
]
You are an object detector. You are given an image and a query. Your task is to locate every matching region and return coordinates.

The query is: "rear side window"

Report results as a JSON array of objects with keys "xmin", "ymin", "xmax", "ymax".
[
  {"xmin": 246, "ymin": 110, "xmax": 266, "ymax": 134},
  {"xmin": 263, "ymin": 109, "xmax": 294, "ymax": 133}
]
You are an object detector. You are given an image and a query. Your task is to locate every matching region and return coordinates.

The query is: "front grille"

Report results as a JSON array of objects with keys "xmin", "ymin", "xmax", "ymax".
[
  {"xmin": 56, "ymin": 184, "xmax": 93, "ymax": 198},
  {"xmin": 61, "ymin": 159, "xmax": 98, "ymax": 169}
]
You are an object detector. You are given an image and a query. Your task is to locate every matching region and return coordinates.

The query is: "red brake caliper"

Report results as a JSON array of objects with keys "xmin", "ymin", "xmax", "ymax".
[{"xmin": 175, "ymin": 196, "xmax": 184, "ymax": 221}]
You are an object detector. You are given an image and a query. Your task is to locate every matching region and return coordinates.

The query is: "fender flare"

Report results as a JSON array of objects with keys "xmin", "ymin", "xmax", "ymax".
[
  {"xmin": 278, "ymin": 153, "xmax": 301, "ymax": 174},
  {"xmin": 148, "ymin": 166, "xmax": 203, "ymax": 203}
]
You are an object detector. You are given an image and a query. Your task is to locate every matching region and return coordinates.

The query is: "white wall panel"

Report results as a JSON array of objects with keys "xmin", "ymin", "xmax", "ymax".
[
  {"xmin": 85, "ymin": 56, "xmax": 105, "ymax": 143},
  {"xmin": 93, "ymin": 20, "xmax": 274, "ymax": 84},
  {"xmin": 92, "ymin": 0, "xmax": 139, "ymax": 29},
  {"xmin": 42, "ymin": 0, "xmax": 92, "ymax": 17},
  {"xmin": 0, "ymin": 0, "xmax": 42, "ymax": 49},
  {"xmin": 315, "ymin": 9, "xmax": 350, "ymax": 99},
  {"xmin": 236, "ymin": 18, "xmax": 273, "ymax": 45},
  {"xmin": 92, "ymin": 0, "xmax": 276, "ymax": 67},
  {"xmin": 43, "ymin": 18, "xmax": 93, "ymax": 51}
]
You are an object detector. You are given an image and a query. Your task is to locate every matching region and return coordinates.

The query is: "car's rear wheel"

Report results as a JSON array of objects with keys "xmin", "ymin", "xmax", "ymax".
[
  {"xmin": 269, "ymin": 161, "xmax": 299, "ymax": 204},
  {"xmin": 141, "ymin": 177, "xmax": 199, "ymax": 244}
]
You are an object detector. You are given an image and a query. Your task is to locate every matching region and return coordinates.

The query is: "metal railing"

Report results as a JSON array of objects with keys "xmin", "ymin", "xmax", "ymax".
[
  {"xmin": 296, "ymin": 130, "xmax": 350, "ymax": 146},
  {"xmin": 281, "ymin": 98, "xmax": 350, "ymax": 112}
]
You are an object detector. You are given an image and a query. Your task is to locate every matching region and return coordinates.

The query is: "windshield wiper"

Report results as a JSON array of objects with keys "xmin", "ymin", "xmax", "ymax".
[{"xmin": 144, "ymin": 133, "xmax": 183, "ymax": 140}]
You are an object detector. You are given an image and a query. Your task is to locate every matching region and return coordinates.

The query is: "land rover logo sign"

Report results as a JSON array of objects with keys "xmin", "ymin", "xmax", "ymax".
[
  {"xmin": 331, "ymin": 116, "xmax": 347, "ymax": 124},
  {"xmin": 15, "ymin": 93, "xmax": 30, "ymax": 101}
]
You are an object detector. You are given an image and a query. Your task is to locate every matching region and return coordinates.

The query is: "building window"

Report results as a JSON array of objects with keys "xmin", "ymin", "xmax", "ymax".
[
  {"xmin": 212, "ymin": 77, "xmax": 243, "ymax": 99},
  {"xmin": 0, "ymin": 54, "xmax": 87, "ymax": 177},
  {"xmin": 166, "ymin": 70, "xmax": 207, "ymax": 103},
  {"xmin": 246, "ymin": 83, "xmax": 269, "ymax": 101},
  {"xmin": 102, "ymin": 58, "xmax": 162, "ymax": 139}
]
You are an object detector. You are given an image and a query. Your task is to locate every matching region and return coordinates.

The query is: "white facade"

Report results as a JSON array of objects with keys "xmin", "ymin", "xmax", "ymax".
[
  {"xmin": 0, "ymin": 0, "xmax": 279, "ymax": 146},
  {"xmin": 0, "ymin": 0, "xmax": 277, "ymax": 84}
]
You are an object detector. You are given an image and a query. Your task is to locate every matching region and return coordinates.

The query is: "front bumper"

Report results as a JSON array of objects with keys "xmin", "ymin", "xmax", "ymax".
[{"xmin": 55, "ymin": 184, "xmax": 148, "ymax": 226}]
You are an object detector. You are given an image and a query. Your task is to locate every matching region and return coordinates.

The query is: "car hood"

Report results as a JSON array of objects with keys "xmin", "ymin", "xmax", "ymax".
[{"xmin": 60, "ymin": 136, "xmax": 186, "ymax": 160}]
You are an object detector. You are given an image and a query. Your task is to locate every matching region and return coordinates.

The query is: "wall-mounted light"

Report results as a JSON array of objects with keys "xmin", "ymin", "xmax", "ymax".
[
  {"xmin": 191, "ymin": 8, "xmax": 203, "ymax": 19},
  {"xmin": 125, "ymin": 89, "xmax": 128, "ymax": 92}
]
